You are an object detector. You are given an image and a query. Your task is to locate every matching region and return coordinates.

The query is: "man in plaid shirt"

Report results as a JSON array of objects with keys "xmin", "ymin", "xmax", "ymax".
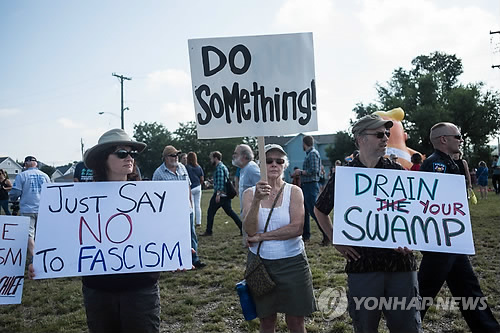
[
  {"xmin": 201, "ymin": 151, "xmax": 242, "ymax": 236},
  {"xmin": 293, "ymin": 136, "xmax": 328, "ymax": 245},
  {"xmin": 153, "ymin": 145, "xmax": 206, "ymax": 268}
]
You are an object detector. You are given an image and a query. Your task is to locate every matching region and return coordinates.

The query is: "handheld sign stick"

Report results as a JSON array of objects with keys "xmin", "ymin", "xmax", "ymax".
[{"xmin": 258, "ymin": 136, "xmax": 267, "ymax": 181}]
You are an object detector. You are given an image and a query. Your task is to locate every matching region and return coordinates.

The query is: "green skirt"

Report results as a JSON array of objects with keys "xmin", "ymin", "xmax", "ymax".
[{"xmin": 248, "ymin": 251, "xmax": 317, "ymax": 318}]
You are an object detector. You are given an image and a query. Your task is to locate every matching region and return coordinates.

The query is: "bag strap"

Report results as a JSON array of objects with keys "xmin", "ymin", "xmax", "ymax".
[{"xmin": 256, "ymin": 183, "xmax": 286, "ymax": 256}]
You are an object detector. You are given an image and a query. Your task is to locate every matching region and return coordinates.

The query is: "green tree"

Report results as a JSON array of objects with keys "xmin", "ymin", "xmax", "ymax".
[
  {"xmin": 326, "ymin": 131, "xmax": 356, "ymax": 165},
  {"xmin": 39, "ymin": 165, "xmax": 56, "ymax": 177},
  {"xmin": 133, "ymin": 122, "xmax": 173, "ymax": 179},
  {"xmin": 133, "ymin": 120, "xmax": 254, "ymax": 179},
  {"xmin": 355, "ymin": 51, "xmax": 500, "ymax": 157},
  {"xmin": 352, "ymin": 102, "xmax": 380, "ymax": 120},
  {"xmin": 171, "ymin": 121, "xmax": 244, "ymax": 177}
]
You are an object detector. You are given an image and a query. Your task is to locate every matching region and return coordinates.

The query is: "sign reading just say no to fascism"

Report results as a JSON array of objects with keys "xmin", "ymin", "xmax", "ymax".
[
  {"xmin": 188, "ymin": 33, "xmax": 318, "ymax": 138},
  {"xmin": 33, "ymin": 181, "xmax": 192, "ymax": 279},
  {"xmin": 333, "ymin": 167, "xmax": 475, "ymax": 254},
  {"xmin": 0, "ymin": 216, "xmax": 29, "ymax": 305}
]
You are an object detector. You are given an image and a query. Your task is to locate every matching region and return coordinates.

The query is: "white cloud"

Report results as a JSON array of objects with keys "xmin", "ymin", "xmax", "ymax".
[
  {"xmin": 271, "ymin": 0, "xmax": 500, "ymax": 135},
  {"xmin": 358, "ymin": 0, "xmax": 498, "ymax": 82},
  {"xmin": 158, "ymin": 101, "xmax": 195, "ymax": 130},
  {"xmin": 0, "ymin": 108, "xmax": 21, "ymax": 117},
  {"xmin": 57, "ymin": 117, "xmax": 83, "ymax": 129},
  {"xmin": 146, "ymin": 69, "xmax": 191, "ymax": 91},
  {"xmin": 275, "ymin": 0, "xmax": 336, "ymax": 30}
]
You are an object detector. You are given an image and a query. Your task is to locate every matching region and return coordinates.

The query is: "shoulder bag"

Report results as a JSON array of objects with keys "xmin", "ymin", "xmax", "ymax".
[
  {"xmin": 244, "ymin": 183, "xmax": 285, "ymax": 297},
  {"xmin": 224, "ymin": 170, "xmax": 237, "ymax": 199}
]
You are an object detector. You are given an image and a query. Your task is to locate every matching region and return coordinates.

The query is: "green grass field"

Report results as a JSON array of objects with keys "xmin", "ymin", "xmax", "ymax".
[{"xmin": 1, "ymin": 188, "xmax": 499, "ymax": 333}]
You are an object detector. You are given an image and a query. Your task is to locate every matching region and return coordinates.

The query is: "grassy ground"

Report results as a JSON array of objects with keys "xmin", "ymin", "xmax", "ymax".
[{"xmin": 1, "ymin": 188, "xmax": 499, "ymax": 333}]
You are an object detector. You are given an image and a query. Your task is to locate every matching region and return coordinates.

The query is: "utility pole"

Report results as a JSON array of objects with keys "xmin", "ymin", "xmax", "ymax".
[
  {"xmin": 112, "ymin": 73, "xmax": 132, "ymax": 130},
  {"xmin": 81, "ymin": 138, "xmax": 84, "ymax": 159},
  {"xmin": 491, "ymin": 31, "xmax": 500, "ymax": 69},
  {"xmin": 490, "ymin": 31, "xmax": 500, "ymax": 155}
]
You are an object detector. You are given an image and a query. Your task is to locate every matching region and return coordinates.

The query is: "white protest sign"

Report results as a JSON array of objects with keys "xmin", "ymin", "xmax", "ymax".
[
  {"xmin": 188, "ymin": 32, "xmax": 317, "ymax": 138},
  {"xmin": 333, "ymin": 167, "xmax": 475, "ymax": 254},
  {"xmin": 0, "ymin": 216, "xmax": 29, "ymax": 305},
  {"xmin": 33, "ymin": 181, "xmax": 192, "ymax": 279}
]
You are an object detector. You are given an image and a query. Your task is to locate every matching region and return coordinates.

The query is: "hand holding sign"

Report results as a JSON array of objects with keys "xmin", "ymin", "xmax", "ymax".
[{"xmin": 333, "ymin": 167, "xmax": 475, "ymax": 254}]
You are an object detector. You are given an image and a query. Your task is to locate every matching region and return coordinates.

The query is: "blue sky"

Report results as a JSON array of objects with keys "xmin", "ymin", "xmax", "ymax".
[{"xmin": 1, "ymin": 0, "xmax": 499, "ymax": 166}]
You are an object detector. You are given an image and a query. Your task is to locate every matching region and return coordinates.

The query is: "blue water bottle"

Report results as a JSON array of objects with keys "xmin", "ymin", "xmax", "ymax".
[{"xmin": 236, "ymin": 279, "xmax": 257, "ymax": 320}]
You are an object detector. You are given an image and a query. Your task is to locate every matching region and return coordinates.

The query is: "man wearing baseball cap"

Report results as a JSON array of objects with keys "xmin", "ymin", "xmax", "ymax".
[
  {"xmin": 153, "ymin": 145, "xmax": 206, "ymax": 269},
  {"xmin": 10, "ymin": 155, "xmax": 50, "ymax": 256},
  {"xmin": 314, "ymin": 114, "xmax": 422, "ymax": 333}
]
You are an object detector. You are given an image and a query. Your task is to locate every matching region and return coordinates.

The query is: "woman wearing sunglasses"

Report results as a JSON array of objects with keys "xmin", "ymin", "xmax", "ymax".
[
  {"xmin": 29, "ymin": 128, "xmax": 158, "ymax": 332},
  {"xmin": 80, "ymin": 128, "xmax": 163, "ymax": 333},
  {"xmin": 242, "ymin": 144, "xmax": 316, "ymax": 333}
]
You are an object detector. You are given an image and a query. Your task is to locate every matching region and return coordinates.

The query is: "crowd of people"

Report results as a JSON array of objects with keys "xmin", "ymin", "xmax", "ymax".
[{"xmin": 2, "ymin": 113, "xmax": 499, "ymax": 333}]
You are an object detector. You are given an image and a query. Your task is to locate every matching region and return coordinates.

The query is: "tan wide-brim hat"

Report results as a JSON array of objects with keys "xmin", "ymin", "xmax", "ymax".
[{"xmin": 84, "ymin": 128, "xmax": 146, "ymax": 170}]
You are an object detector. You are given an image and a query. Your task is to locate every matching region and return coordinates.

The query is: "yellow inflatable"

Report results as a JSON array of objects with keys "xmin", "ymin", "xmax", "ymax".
[{"xmin": 373, "ymin": 108, "xmax": 423, "ymax": 170}]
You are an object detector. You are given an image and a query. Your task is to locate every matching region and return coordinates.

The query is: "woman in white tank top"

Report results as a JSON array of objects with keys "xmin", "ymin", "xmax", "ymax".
[{"xmin": 242, "ymin": 144, "xmax": 317, "ymax": 332}]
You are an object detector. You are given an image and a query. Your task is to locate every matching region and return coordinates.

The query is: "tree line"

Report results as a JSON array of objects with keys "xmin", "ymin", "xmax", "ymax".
[
  {"xmin": 327, "ymin": 51, "xmax": 500, "ymax": 168},
  {"xmin": 132, "ymin": 121, "xmax": 256, "ymax": 180}
]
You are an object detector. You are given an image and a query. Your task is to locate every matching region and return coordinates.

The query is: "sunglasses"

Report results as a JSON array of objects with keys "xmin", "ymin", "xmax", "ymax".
[
  {"xmin": 167, "ymin": 153, "xmax": 180, "ymax": 158},
  {"xmin": 113, "ymin": 149, "xmax": 139, "ymax": 159},
  {"xmin": 266, "ymin": 158, "xmax": 285, "ymax": 165},
  {"xmin": 443, "ymin": 134, "xmax": 462, "ymax": 140},
  {"xmin": 364, "ymin": 130, "xmax": 391, "ymax": 139}
]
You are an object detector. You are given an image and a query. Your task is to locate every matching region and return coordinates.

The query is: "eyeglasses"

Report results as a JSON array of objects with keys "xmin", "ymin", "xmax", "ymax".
[
  {"xmin": 167, "ymin": 153, "xmax": 180, "ymax": 158},
  {"xmin": 364, "ymin": 130, "xmax": 391, "ymax": 139},
  {"xmin": 113, "ymin": 149, "xmax": 139, "ymax": 159},
  {"xmin": 266, "ymin": 158, "xmax": 285, "ymax": 165}
]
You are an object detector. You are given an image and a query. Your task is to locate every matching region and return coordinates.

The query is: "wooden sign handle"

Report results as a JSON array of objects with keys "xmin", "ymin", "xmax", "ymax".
[{"xmin": 258, "ymin": 136, "xmax": 267, "ymax": 181}]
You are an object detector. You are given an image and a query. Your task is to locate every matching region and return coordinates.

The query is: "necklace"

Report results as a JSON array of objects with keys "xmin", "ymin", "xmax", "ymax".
[{"xmin": 268, "ymin": 183, "xmax": 284, "ymax": 199}]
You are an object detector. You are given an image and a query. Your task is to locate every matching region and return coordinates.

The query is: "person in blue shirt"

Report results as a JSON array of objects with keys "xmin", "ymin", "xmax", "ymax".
[
  {"xmin": 9, "ymin": 155, "xmax": 50, "ymax": 256},
  {"xmin": 153, "ymin": 145, "xmax": 205, "ymax": 269},
  {"xmin": 232, "ymin": 144, "xmax": 261, "ymax": 212},
  {"xmin": 476, "ymin": 161, "xmax": 489, "ymax": 199}
]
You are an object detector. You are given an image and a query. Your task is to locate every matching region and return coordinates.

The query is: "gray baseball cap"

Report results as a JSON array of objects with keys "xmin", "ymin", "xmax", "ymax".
[
  {"xmin": 264, "ymin": 144, "xmax": 287, "ymax": 155},
  {"xmin": 352, "ymin": 114, "xmax": 393, "ymax": 136}
]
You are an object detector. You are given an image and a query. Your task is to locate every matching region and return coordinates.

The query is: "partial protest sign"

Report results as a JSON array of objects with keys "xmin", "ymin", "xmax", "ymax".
[
  {"xmin": 333, "ymin": 167, "xmax": 475, "ymax": 254},
  {"xmin": 0, "ymin": 216, "xmax": 29, "ymax": 305},
  {"xmin": 33, "ymin": 181, "xmax": 192, "ymax": 279},
  {"xmin": 188, "ymin": 32, "xmax": 317, "ymax": 139}
]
